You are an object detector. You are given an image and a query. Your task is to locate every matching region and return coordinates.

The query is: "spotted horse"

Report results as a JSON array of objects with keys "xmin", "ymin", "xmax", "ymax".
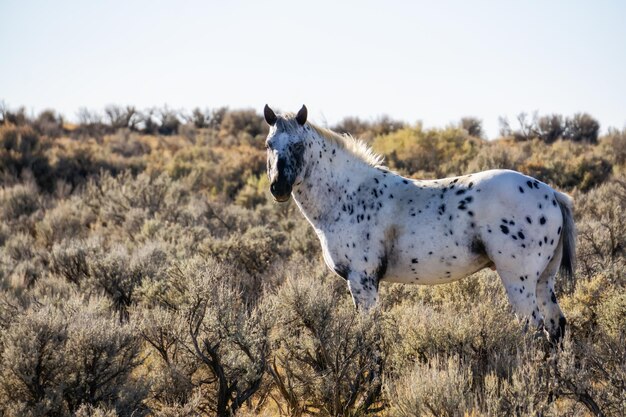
[{"xmin": 263, "ymin": 105, "xmax": 576, "ymax": 343}]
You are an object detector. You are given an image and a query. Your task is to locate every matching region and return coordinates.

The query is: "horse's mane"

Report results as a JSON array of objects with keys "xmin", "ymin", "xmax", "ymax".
[{"xmin": 279, "ymin": 114, "xmax": 385, "ymax": 167}]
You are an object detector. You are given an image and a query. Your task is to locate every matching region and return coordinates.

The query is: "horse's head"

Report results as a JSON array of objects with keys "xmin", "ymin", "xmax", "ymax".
[{"xmin": 263, "ymin": 104, "xmax": 308, "ymax": 202}]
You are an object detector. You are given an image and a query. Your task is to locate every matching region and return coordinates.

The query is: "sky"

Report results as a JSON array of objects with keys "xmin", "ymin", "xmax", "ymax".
[{"xmin": 1, "ymin": 0, "xmax": 625, "ymax": 138}]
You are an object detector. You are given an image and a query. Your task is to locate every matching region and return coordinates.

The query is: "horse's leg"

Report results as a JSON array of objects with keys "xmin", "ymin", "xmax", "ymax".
[
  {"xmin": 537, "ymin": 242, "xmax": 567, "ymax": 344},
  {"xmin": 496, "ymin": 267, "xmax": 544, "ymax": 332},
  {"xmin": 346, "ymin": 271, "xmax": 379, "ymax": 312}
]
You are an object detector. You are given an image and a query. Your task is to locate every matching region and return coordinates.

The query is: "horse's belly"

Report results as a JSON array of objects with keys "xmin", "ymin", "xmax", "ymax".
[
  {"xmin": 383, "ymin": 237, "xmax": 490, "ymax": 285},
  {"xmin": 384, "ymin": 257, "xmax": 489, "ymax": 284}
]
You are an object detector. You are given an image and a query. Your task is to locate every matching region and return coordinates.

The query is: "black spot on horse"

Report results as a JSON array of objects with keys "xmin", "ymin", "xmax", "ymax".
[
  {"xmin": 455, "ymin": 189, "xmax": 466, "ymax": 195},
  {"xmin": 334, "ymin": 264, "xmax": 350, "ymax": 280},
  {"xmin": 526, "ymin": 180, "xmax": 533, "ymax": 189},
  {"xmin": 374, "ymin": 255, "xmax": 388, "ymax": 282},
  {"xmin": 470, "ymin": 238, "xmax": 486, "ymax": 255},
  {"xmin": 500, "ymin": 225, "xmax": 509, "ymax": 234},
  {"xmin": 526, "ymin": 216, "xmax": 532, "ymax": 224},
  {"xmin": 539, "ymin": 216, "xmax": 546, "ymax": 225},
  {"xmin": 519, "ymin": 186, "xmax": 524, "ymax": 193},
  {"xmin": 518, "ymin": 231, "xmax": 525, "ymax": 240},
  {"xmin": 411, "ymin": 258, "xmax": 418, "ymax": 264}
]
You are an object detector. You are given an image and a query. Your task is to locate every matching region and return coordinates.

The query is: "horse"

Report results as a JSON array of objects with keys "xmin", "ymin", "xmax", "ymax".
[{"xmin": 263, "ymin": 104, "xmax": 575, "ymax": 343}]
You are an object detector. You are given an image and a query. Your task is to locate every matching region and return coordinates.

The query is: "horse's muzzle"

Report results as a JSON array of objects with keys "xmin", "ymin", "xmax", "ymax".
[{"xmin": 270, "ymin": 181, "xmax": 292, "ymax": 202}]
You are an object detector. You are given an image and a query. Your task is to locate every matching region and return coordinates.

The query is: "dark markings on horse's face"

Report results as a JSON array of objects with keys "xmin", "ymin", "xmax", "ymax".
[
  {"xmin": 334, "ymin": 264, "xmax": 350, "ymax": 281},
  {"xmin": 539, "ymin": 216, "xmax": 546, "ymax": 225},
  {"xmin": 519, "ymin": 186, "xmax": 524, "ymax": 193},
  {"xmin": 552, "ymin": 199, "xmax": 557, "ymax": 206},
  {"xmin": 518, "ymin": 231, "xmax": 525, "ymax": 239},
  {"xmin": 526, "ymin": 216, "xmax": 532, "ymax": 224},
  {"xmin": 533, "ymin": 180, "xmax": 540, "ymax": 189},
  {"xmin": 500, "ymin": 225, "xmax": 509, "ymax": 234},
  {"xmin": 266, "ymin": 126, "xmax": 306, "ymax": 201},
  {"xmin": 455, "ymin": 189, "xmax": 466, "ymax": 195},
  {"xmin": 526, "ymin": 180, "xmax": 533, "ymax": 189},
  {"xmin": 438, "ymin": 204, "xmax": 446, "ymax": 215},
  {"xmin": 557, "ymin": 226, "xmax": 562, "ymax": 234}
]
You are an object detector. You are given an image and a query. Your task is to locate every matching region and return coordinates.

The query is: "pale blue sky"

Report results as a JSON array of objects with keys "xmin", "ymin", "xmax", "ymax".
[{"xmin": 1, "ymin": 0, "xmax": 624, "ymax": 137}]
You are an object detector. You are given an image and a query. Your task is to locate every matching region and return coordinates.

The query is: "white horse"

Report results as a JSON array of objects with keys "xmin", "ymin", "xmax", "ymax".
[{"xmin": 263, "ymin": 105, "xmax": 575, "ymax": 343}]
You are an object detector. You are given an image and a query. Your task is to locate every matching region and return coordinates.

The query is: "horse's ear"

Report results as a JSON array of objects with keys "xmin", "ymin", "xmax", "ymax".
[
  {"xmin": 264, "ymin": 104, "xmax": 277, "ymax": 126},
  {"xmin": 296, "ymin": 105, "xmax": 307, "ymax": 125}
]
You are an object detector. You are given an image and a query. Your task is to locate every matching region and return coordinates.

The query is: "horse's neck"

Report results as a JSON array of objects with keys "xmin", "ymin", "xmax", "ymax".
[{"xmin": 292, "ymin": 134, "xmax": 372, "ymax": 228}]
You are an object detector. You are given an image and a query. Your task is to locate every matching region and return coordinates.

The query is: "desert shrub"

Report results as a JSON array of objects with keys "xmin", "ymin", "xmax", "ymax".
[
  {"xmin": 235, "ymin": 174, "xmax": 271, "ymax": 209},
  {"xmin": 372, "ymin": 126, "xmax": 483, "ymax": 177},
  {"xmin": 166, "ymin": 144, "xmax": 265, "ymax": 198},
  {"xmin": 459, "ymin": 117, "xmax": 483, "ymax": 138},
  {"xmin": 565, "ymin": 113, "xmax": 600, "ymax": 143},
  {"xmin": 386, "ymin": 356, "xmax": 474, "ymax": 417},
  {"xmin": 36, "ymin": 198, "xmax": 95, "ymax": 247},
  {"xmin": 384, "ymin": 271, "xmax": 524, "ymax": 381},
  {"xmin": 467, "ymin": 139, "xmax": 612, "ymax": 191},
  {"xmin": 33, "ymin": 110, "xmax": 64, "ymax": 138},
  {"xmin": 48, "ymin": 141, "xmax": 145, "ymax": 191},
  {"xmin": 536, "ymin": 114, "xmax": 565, "ymax": 143},
  {"xmin": 0, "ymin": 125, "xmax": 53, "ymax": 190},
  {"xmin": 218, "ymin": 109, "xmax": 266, "ymax": 146},
  {"xmin": 267, "ymin": 268, "xmax": 385, "ymax": 416},
  {"xmin": 202, "ymin": 225, "xmax": 288, "ymax": 280},
  {"xmin": 333, "ymin": 115, "xmax": 404, "ymax": 142},
  {"xmin": 600, "ymin": 128, "xmax": 626, "ymax": 168},
  {"xmin": 104, "ymin": 105, "xmax": 140, "ymax": 131},
  {"xmin": 84, "ymin": 242, "xmax": 170, "ymax": 321},
  {"xmin": 0, "ymin": 182, "xmax": 41, "ymax": 222},
  {"xmin": 574, "ymin": 177, "xmax": 626, "ymax": 281},
  {"xmin": 141, "ymin": 257, "xmax": 269, "ymax": 416},
  {"xmin": 0, "ymin": 300, "xmax": 147, "ymax": 416},
  {"xmin": 0, "ymin": 232, "xmax": 48, "ymax": 290},
  {"xmin": 85, "ymin": 171, "xmax": 191, "ymax": 229}
]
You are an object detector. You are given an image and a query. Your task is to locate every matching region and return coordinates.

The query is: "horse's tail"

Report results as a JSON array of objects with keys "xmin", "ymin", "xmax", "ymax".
[{"xmin": 555, "ymin": 190, "xmax": 576, "ymax": 281}]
